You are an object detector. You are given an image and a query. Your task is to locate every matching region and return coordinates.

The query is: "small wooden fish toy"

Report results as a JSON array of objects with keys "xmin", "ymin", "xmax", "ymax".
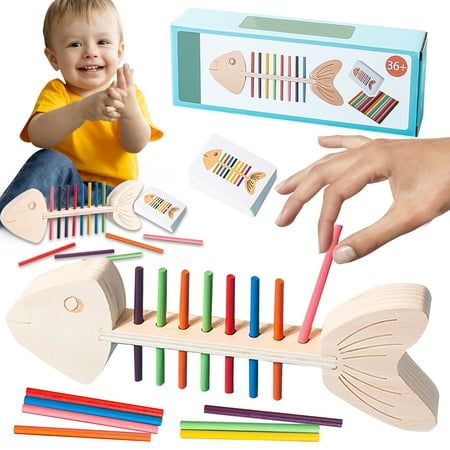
[
  {"xmin": 0, "ymin": 180, "xmax": 143, "ymax": 243},
  {"xmin": 7, "ymin": 258, "xmax": 438, "ymax": 430},
  {"xmin": 209, "ymin": 51, "xmax": 343, "ymax": 106}
]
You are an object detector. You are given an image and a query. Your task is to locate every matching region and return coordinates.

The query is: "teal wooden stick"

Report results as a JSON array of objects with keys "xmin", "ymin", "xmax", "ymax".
[
  {"xmin": 200, "ymin": 271, "xmax": 213, "ymax": 391},
  {"xmin": 156, "ymin": 267, "xmax": 167, "ymax": 386}
]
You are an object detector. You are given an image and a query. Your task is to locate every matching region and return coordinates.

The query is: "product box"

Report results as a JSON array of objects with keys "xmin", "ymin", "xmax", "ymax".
[
  {"xmin": 189, "ymin": 134, "xmax": 277, "ymax": 216},
  {"xmin": 171, "ymin": 9, "xmax": 427, "ymax": 136}
]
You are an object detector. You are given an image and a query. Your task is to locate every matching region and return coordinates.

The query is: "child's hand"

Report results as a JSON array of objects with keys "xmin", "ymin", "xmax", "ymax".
[
  {"xmin": 110, "ymin": 64, "xmax": 140, "ymax": 120},
  {"xmin": 80, "ymin": 89, "xmax": 125, "ymax": 121},
  {"xmin": 276, "ymin": 135, "xmax": 450, "ymax": 263}
]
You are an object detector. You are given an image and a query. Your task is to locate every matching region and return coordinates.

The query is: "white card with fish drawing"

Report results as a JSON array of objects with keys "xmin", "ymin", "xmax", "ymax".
[
  {"xmin": 133, "ymin": 186, "xmax": 186, "ymax": 232},
  {"xmin": 189, "ymin": 134, "xmax": 277, "ymax": 216}
]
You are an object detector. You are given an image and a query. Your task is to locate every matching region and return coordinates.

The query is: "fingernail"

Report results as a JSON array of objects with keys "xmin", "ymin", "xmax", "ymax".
[
  {"xmin": 333, "ymin": 245, "xmax": 356, "ymax": 264},
  {"xmin": 275, "ymin": 211, "xmax": 285, "ymax": 226},
  {"xmin": 275, "ymin": 180, "xmax": 287, "ymax": 192}
]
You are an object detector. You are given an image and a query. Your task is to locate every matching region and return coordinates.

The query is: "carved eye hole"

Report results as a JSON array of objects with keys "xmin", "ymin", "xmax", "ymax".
[
  {"xmin": 64, "ymin": 296, "xmax": 84, "ymax": 313},
  {"xmin": 214, "ymin": 152, "xmax": 219, "ymax": 156},
  {"xmin": 228, "ymin": 57, "xmax": 236, "ymax": 65},
  {"xmin": 28, "ymin": 201, "xmax": 36, "ymax": 209}
]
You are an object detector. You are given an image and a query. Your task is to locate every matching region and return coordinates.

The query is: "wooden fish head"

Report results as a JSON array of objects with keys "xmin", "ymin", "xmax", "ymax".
[
  {"xmin": 0, "ymin": 189, "xmax": 48, "ymax": 243},
  {"xmin": 6, "ymin": 259, "xmax": 126, "ymax": 383},
  {"xmin": 209, "ymin": 51, "xmax": 246, "ymax": 94},
  {"xmin": 321, "ymin": 284, "xmax": 438, "ymax": 430}
]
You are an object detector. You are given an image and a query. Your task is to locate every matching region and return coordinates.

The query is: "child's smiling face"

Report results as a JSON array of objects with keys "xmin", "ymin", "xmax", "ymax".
[{"xmin": 44, "ymin": 12, "xmax": 124, "ymax": 96}]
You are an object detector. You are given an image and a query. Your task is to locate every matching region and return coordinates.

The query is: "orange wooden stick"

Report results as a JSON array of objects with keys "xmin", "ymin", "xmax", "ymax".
[
  {"xmin": 273, "ymin": 278, "xmax": 284, "ymax": 401},
  {"xmin": 178, "ymin": 269, "xmax": 190, "ymax": 389},
  {"xmin": 14, "ymin": 425, "xmax": 151, "ymax": 441},
  {"xmin": 105, "ymin": 233, "xmax": 164, "ymax": 254}
]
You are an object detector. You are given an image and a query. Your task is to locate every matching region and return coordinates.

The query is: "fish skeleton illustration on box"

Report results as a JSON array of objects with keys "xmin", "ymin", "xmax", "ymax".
[
  {"xmin": 209, "ymin": 51, "xmax": 343, "ymax": 106},
  {"xmin": 203, "ymin": 149, "xmax": 266, "ymax": 195},
  {"xmin": 144, "ymin": 194, "xmax": 180, "ymax": 219}
]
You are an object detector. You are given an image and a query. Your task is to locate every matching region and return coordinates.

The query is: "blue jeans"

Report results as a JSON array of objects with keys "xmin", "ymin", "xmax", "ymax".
[{"xmin": 0, "ymin": 149, "xmax": 112, "ymax": 221}]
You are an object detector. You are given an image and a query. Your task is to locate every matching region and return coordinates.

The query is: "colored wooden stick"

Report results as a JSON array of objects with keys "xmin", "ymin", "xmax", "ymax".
[
  {"xmin": 280, "ymin": 54, "xmax": 284, "ymax": 101},
  {"xmin": 64, "ymin": 185, "xmax": 69, "ymax": 238},
  {"xmin": 72, "ymin": 183, "xmax": 78, "ymax": 237},
  {"xmin": 180, "ymin": 429, "xmax": 319, "ymax": 442},
  {"xmin": 204, "ymin": 405, "xmax": 343, "ymax": 427},
  {"xmin": 288, "ymin": 55, "xmax": 292, "ymax": 102},
  {"xmin": 273, "ymin": 278, "xmax": 284, "ymax": 401},
  {"xmin": 249, "ymin": 276, "xmax": 260, "ymax": 398},
  {"xmin": 14, "ymin": 425, "xmax": 151, "ymax": 441},
  {"xmin": 57, "ymin": 185, "xmax": 62, "ymax": 239},
  {"xmin": 22, "ymin": 404, "xmax": 159, "ymax": 434},
  {"xmin": 225, "ymin": 274, "xmax": 235, "ymax": 394},
  {"xmin": 87, "ymin": 182, "xmax": 92, "ymax": 235},
  {"xmin": 178, "ymin": 269, "xmax": 190, "ymax": 389},
  {"xmin": 250, "ymin": 51, "xmax": 255, "ymax": 97},
  {"xmin": 24, "ymin": 397, "xmax": 162, "ymax": 425},
  {"xmin": 101, "ymin": 182, "xmax": 106, "ymax": 233},
  {"xmin": 105, "ymin": 233, "xmax": 164, "ymax": 254},
  {"xmin": 134, "ymin": 266, "xmax": 144, "ymax": 382},
  {"xmin": 180, "ymin": 421, "xmax": 319, "ymax": 433},
  {"xmin": 143, "ymin": 234, "xmax": 203, "ymax": 245},
  {"xmin": 156, "ymin": 267, "xmax": 167, "ymax": 386},
  {"xmin": 54, "ymin": 249, "xmax": 115, "ymax": 259},
  {"xmin": 200, "ymin": 271, "xmax": 213, "ymax": 392},
  {"xmin": 107, "ymin": 252, "xmax": 143, "ymax": 261},
  {"xmin": 79, "ymin": 182, "xmax": 85, "ymax": 236},
  {"xmin": 26, "ymin": 388, "xmax": 164, "ymax": 417},
  {"xmin": 94, "ymin": 182, "xmax": 99, "ymax": 234},
  {"xmin": 49, "ymin": 186, "xmax": 54, "ymax": 240},
  {"xmin": 18, "ymin": 242, "xmax": 76, "ymax": 266},
  {"xmin": 298, "ymin": 224, "xmax": 343, "ymax": 344}
]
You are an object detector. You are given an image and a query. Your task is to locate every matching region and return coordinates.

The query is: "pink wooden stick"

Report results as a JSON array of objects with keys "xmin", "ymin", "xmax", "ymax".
[
  {"xmin": 49, "ymin": 186, "xmax": 54, "ymax": 240},
  {"xmin": 143, "ymin": 234, "xmax": 203, "ymax": 245},
  {"xmin": 22, "ymin": 404, "xmax": 158, "ymax": 434},
  {"xmin": 298, "ymin": 224, "xmax": 343, "ymax": 343}
]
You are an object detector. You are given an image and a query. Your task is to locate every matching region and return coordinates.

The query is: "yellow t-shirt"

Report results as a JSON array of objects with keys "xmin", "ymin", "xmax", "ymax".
[{"xmin": 20, "ymin": 79, "xmax": 163, "ymax": 186}]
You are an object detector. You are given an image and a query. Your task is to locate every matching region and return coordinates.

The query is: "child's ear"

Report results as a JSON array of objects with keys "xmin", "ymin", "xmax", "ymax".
[
  {"xmin": 118, "ymin": 42, "xmax": 124, "ymax": 62},
  {"xmin": 44, "ymin": 48, "xmax": 59, "ymax": 71}
]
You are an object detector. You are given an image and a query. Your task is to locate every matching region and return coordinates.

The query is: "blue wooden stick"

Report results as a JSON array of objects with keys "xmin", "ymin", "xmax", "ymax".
[
  {"xmin": 249, "ymin": 276, "xmax": 260, "ymax": 398},
  {"xmin": 79, "ymin": 182, "xmax": 85, "ymax": 236},
  {"xmin": 94, "ymin": 182, "xmax": 99, "ymax": 234}
]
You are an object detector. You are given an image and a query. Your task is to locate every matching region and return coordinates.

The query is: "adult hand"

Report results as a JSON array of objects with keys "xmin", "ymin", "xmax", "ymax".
[{"xmin": 276, "ymin": 135, "xmax": 450, "ymax": 263}]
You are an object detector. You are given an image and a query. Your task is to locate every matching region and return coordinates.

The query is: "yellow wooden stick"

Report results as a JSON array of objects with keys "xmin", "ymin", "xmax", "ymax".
[{"xmin": 180, "ymin": 429, "xmax": 319, "ymax": 442}]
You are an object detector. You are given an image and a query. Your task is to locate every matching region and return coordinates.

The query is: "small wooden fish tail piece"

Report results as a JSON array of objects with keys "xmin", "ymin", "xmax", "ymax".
[
  {"xmin": 168, "ymin": 207, "xmax": 180, "ymax": 219},
  {"xmin": 246, "ymin": 172, "xmax": 266, "ymax": 194},
  {"xmin": 321, "ymin": 284, "xmax": 438, "ymax": 430},
  {"xmin": 310, "ymin": 60, "xmax": 344, "ymax": 106}
]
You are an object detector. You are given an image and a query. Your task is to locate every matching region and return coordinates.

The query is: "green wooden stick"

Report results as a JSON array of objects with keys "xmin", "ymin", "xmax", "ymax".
[
  {"xmin": 156, "ymin": 267, "xmax": 167, "ymax": 386},
  {"xmin": 107, "ymin": 252, "xmax": 143, "ymax": 261},
  {"xmin": 180, "ymin": 421, "xmax": 319, "ymax": 433},
  {"xmin": 200, "ymin": 271, "xmax": 213, "ymax": 391}
]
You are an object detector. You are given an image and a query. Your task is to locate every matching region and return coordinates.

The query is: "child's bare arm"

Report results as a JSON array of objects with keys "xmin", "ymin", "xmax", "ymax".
[
  {"xmin": 28, "ymin": 90, "xmax": 124, "ymax": 148},
  {"xmin": 114, "ymin": 65, "xmax": 151, "ymax": 153}
]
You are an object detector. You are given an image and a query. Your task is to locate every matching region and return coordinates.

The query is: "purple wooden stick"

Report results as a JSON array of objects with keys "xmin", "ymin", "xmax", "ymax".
[
  {"xmin": 134, "ymin": 267, "xmax": 144, "ymax": 382},
  {"xmin": 54, "ymin": 249, "xmax": 115, "ymax": 259},
  {"xmin": 204, "ymin": 404, "xmax": 343, "ymax": 427}
]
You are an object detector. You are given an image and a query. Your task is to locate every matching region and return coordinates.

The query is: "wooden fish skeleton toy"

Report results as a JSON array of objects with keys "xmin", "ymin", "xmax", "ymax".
[
  {"xmin": 6, "ymin": 259, "xmax": 438, "ymax": 431},
  {"xmin": 0, "ymin": 180, "xmax": 143, "ymax": 243}
]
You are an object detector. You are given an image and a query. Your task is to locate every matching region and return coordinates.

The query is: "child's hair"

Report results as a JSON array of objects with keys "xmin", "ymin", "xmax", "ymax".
[{"xmin": 43, "ymin": 0, "xmax": 123, "ymax": 48}]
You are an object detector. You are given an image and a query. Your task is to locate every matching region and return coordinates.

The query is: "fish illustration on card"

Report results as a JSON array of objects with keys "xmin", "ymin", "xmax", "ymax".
[
  {"xmin": 203, "ymin": 149, "xmax": 266, "ymax": 195},
  {"xmin": 144, "ymin": 194, "xmax": 181, "ymax": 219},
  {"xmin": 209, "ymin": 50, "xmax": 343, "ymax": 106},
  {"xmin": 190, "ymin": 135, "xmax": 277, "ymax": 216}
]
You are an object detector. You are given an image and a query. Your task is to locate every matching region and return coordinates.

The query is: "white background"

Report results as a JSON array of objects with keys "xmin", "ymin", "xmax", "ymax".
[{"xmin": 0, "ymin": 1, "xmax": 449, "ymax": 449}]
